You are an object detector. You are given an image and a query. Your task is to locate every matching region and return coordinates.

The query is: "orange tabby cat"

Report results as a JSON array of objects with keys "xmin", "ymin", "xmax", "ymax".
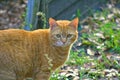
[{"xmin": 0, "ymin": 18, "xmax": 78, "ymax": 80}]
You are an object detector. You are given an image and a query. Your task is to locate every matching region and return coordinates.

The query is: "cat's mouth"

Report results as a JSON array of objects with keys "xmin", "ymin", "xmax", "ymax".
[
  {"xmin": 54, "ymin": 41, "xmax": 70, "ymax": 47},
  {"xmin": 56, "ymin": 41, "xmax": 64, "ymax": 46}
]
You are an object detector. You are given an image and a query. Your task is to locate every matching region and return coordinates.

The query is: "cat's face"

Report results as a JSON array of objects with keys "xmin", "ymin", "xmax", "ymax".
[{"xmin": 49, "ymin": 18, "xmax": 78, "ymax": 47}]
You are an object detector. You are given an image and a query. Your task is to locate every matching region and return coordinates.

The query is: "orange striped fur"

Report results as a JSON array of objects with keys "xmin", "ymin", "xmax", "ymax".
[{"xmin": 0, "ymin": 18, "xmax": 78, "ymax": 80}]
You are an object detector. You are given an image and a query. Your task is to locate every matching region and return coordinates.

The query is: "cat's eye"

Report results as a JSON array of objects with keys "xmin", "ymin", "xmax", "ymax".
[
  {"xmin": 67, "ymin": 34, "xmax": 73, "ymax": 38},
  {"xmin": 56, "ymin": 34, "xmax": 61, "ymax": 38}
]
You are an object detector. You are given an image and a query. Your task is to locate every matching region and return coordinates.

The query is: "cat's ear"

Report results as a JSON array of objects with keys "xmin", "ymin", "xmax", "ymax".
[
  {"xmin": 49, "ymin": 18, "xmax": 58, "ymax": 30},
  {"xmin": 68, "ymin": 17, "xmax": 79, "ymax": 30}
]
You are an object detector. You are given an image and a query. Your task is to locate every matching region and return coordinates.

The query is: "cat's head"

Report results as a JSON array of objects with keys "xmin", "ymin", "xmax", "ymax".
[{"xmin": 49, "ymin": 18, "xmax": 78, "ymax": 47}]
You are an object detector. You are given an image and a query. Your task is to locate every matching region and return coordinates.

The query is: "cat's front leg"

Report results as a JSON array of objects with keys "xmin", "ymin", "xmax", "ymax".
[
  {"xmin": 34, "ymin": 71, "xmax": 51, "ymax": 80},
  {"xmin": 16, "ymin": 76, "xmax": 25, "ymax": 80}
]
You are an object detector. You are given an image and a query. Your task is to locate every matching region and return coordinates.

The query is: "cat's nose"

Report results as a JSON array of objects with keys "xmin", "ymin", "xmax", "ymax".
[
  {"xmin": 61, "ymin": 38, "xmax": 66, "ymax": 44},
  {"xmin": 62, "ymin": 41, "xmax": 66, "ymax": 44}
]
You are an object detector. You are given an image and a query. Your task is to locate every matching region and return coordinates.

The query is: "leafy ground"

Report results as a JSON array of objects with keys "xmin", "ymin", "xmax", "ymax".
[
  {"xmin": 0, "ymin": 0, "xmax": 26, "ymax": 29},
  {"xmin": 0, "ymin": 1, "xmax": 120, "ymax": 80}
]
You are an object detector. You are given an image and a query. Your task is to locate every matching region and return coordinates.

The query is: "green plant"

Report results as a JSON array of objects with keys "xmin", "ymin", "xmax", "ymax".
[
  {"xmin": 66, "ymin": 50, "xmax": 90, "ymax": 66},
  {"xmin": 50, "ymin": 71, "xmax": 68, "ymax": 80}
]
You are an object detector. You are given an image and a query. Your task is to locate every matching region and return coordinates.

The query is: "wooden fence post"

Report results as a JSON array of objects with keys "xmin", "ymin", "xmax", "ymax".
[
  {"xmin": 24, "ymin": 0, "xmax": 48, "ymax": 30},
  {"xmin": 36, "ymin": 0, "xmax": 48, "ymax": 29}
]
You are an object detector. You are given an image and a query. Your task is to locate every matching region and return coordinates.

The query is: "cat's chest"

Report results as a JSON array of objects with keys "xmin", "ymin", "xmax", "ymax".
[
  {"xmin": 37, "ymin": 45, "xmax": 69, "ymax": 70},
  {"xmin": 49, "ymin": 49, "xmax": 69, "ymax": 70}
]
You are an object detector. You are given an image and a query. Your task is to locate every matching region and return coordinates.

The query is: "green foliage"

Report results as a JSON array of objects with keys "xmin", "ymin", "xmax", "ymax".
[
  {"xmin": 67, "ymin": 50, "xmax": 91, "ymax": 66},
  {"xmin": 76, "ymin": 9, "xmax": 81, "ymax": 18},
  {"xmin": 36, "ymin": 12, "xmax": 47, "ymax": 29},
  {"xmin": 100, "ymin": 22, "xmax": 120, "ymax": 52},
  {"xmin": 50, "ymin": 72, "xmax": 67, "ymax": 80},
  {"xmin": 19, "ymin": 8, "xmax": 27, "ymax": 29}
]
